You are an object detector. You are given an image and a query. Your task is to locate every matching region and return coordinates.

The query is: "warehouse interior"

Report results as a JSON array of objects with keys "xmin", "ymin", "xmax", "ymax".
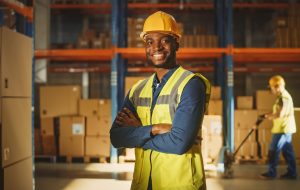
[{"xmin": 1, "ymin": 0, "xmax": 300, "ymax": 190}]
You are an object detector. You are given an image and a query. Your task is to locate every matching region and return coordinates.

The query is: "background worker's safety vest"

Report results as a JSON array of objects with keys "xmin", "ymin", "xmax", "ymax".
[
  {"xmin": 129, "ymin": 66, "xmax": 210, "ymax": 190},
  {"xmin": 272, "ymin": 89, "xmax": 296, "ymax": 134}
]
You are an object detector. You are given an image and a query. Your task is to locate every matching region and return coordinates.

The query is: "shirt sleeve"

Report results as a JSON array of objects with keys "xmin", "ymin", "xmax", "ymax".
[
  {"xmin": 141, "ymin": 76, "xmax": 206, "ymax": 155},
  {"xmin": 110, "ymin": 92, "xmax": 153, "ymax": 148}
]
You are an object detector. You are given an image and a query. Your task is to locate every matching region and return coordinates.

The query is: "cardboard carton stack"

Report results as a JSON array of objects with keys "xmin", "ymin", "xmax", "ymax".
[
  {"xmin": 79, "ymin": 99, "xmax": 111, "ymax": 158},
  {"xmin": 39, "ymin": 86, "xmax": 112, "ymax": 159},
  {"xmin": 39, "ymin": 85, "xmax": 81, "ymax": 156},
  {"xmin": 234, "ymin": 110, "xmax": 258, "ymax": 159},
  {"xmin": 202, "ymin": 86, "xmax": 223, "ymax": 164},
  {"xmin": 256, "ymin": 90, "xmax": 276, "ymax": 159},
  {"xmin": 207, "ymin": 86, "xmax": 223, "ymax": 115},
  {"xmin": 233, "ymin": 90, "xmax": 276, "ymax": 160},
  {"xmin": 293, "ymin": 109, "xmax": 300, "ymax": 160},
  {"xmin": 0, "ymin": 27, "xmax": 33, "ymax": 190},
  {"xmin": 201, "ymin": 115, "xmax": 223, "ymax": 164}
]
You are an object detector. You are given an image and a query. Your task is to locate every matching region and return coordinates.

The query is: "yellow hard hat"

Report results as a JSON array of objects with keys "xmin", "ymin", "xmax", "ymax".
[
  {"xmin": 140, "ymin": 11, "xmax": 181, "ymax": 41},
  {"xmin": 269, "ymin": 75, "xmax": 285, "ymax": 87}
]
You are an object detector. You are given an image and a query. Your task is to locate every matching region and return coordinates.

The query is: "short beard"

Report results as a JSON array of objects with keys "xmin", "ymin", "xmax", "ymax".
[{"xmin": 146, "ymin": 51, "xmax": 177, "ymax": 69}]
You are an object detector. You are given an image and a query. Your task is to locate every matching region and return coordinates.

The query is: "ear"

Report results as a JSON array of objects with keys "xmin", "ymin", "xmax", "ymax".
[{"xmin": 174, "ymin": 41, "xmax": 179, "ymax": 51}]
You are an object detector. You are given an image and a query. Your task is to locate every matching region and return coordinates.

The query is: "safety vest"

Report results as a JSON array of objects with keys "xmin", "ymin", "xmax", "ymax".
[
  {"xmin": 129, "ymin": 66, "xmax": 210, "ymax": 190},
  {"xmin": 271, "ymin": 89, "xmax": 296, "ymax": 134}
]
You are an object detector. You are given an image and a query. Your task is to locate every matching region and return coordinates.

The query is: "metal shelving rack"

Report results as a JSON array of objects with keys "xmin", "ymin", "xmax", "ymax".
[{"xmin": 4, "ymin": 0, "xmax": 300, "ymax": 163}]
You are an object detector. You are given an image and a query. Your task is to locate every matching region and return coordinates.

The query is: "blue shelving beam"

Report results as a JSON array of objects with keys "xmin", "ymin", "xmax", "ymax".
[
  {"xmin": 214, "ymin": 0, "xmax": 234, "ymax": 163},
  {"xmin": 224, "ymin": 0, "xmax": 234, "ymax": 153},
  {"xmin": 111, "ymin": 0, "xmax": 128, "ymax": 163}
]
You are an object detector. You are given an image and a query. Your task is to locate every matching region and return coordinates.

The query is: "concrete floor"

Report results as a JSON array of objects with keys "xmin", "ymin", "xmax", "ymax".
[{"xmin": 35, "ymin": 163, "xmax": 300, "ymax": 190}]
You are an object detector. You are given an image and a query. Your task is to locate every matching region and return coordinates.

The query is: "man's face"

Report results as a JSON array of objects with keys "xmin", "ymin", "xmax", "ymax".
[{"xmin": 145, "ymin": 33, "xmax": 178, "ymax": 69}]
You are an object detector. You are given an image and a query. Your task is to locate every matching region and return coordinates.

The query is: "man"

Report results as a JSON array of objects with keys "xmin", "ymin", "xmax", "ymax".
[
  {"xmin": 260, "ymin": 75, "xmax": 297, "ymax": 180},
  {"xmin": 110, "ymin": 11, "xmax": 210, "ymax": 190}
]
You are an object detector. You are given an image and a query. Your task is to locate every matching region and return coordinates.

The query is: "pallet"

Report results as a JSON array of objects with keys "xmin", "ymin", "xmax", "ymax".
[
  {"xmin": 35, "ymin": 155, "xmax": 57, "ymax": 163},
  {"xmin": 56, "ymin": 156, "xmax": 109, "ymax": 163},
  {"xmin": 83, "ymin": 156, "xmax": 108, "ymax": 163},
  {"xmin": 118, "ymin": 155, "xmax": 135, "ymax": 163}
]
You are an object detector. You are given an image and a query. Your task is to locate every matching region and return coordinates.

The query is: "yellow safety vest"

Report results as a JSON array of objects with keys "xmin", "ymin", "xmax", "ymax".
[
  {"xmin": 129, "ymin": 66, "xmax": 210, "ymax": 190},
  {"xmin": 272, "ymin": 89, "xmax": 296, "ymax": 134}
]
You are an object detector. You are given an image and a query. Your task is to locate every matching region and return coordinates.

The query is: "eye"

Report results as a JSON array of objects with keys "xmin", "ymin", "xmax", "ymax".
[
  {"xmin": 161, "ymin": 37, "xmax": 171, "ymax": 45},
  {"xmin": 146, "ymin": 39, "xmax": 153, "ymax": 46}
]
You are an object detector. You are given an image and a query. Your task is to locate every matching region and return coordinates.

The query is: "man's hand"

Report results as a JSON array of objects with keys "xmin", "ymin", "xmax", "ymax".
[
  {"xmin": 151, "ymin": 124, "xmax": 172, "ymax": 136},
  {"xmin": 116, "ymin": 107, "xmax": 142, "ymax": 127}
]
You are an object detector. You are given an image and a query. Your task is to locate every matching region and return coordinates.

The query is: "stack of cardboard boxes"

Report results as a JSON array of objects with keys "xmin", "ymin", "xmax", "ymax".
[
  {"xmin": 39, "ymin": 85, "xmax": 82, "ymax": 156},
  {"xmin": 80, "ymin": 99, "xmax": 111, "ymax": 158},
  {"xmin": 201, "ymin": 86, "xmax": 223, "ymax": 164},
  {"xmin": 255, "ymin": 90, "xmax": 276, "ymax": 159},
  {"xmin": 38, "ymin": 86, "xmax": 111, "ymax": 159},
  {"xmin": 234, "ymin": 91, "xmax": 276, "ymax": 160},
  {"xmin": 0, "ymin": 27, "xmax": 33, "ymax": 189}
]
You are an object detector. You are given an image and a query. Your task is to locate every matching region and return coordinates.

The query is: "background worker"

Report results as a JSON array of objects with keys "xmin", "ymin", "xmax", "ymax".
[
  {"xmin": 260, "ymin": 75, "xmax": 297, "ymax": 180},
  {"xmin": 110, "ymin": 11, "xmax": 210, "ymax": 190}
]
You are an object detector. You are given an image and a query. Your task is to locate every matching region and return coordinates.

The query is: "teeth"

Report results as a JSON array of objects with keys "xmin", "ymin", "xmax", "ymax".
[{"xmin": 153, "ymin": 54, "xmax": 163, "ymax": 59}]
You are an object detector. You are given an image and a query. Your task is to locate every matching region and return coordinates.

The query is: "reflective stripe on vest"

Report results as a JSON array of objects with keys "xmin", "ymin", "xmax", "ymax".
[{"xmin": 129, "ymin": 66, "xmax": 210, "ymax": 190}]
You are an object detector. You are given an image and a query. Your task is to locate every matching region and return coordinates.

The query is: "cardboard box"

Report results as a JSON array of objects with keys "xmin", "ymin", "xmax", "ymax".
[
  {"xmin": 59, "ymin": 116, "xmax": 85, "ymax": 136},
  {"xmin": 3, "ymin": 157, "xmax": 33, "ymax": 190},
  {"xmin": 234, "ymin": 110, "xmax": 258, "ymax": 129},
  {"xmin": 86, "ymin": 116, "xmax": 111, "ymax": 136},
  {"xmin": 99, "ymin": 99, "xmax": 111, "ymax": 117},
  {"xmin": 1, "ymin": 98, "xmax": 32, "ymax": 167},
  {"xmin": 41, "ymin": 135, "xmax": 56, "ymax": 156},
  {"xmin": 293, "ymin": 108, "xmax": 300, "ymax": 158},
  {"xmin": 257, "ymin": 110, "xmax": 273, "ymax": 129},
  {"xmin": 210, "ymin": 86, "xmax": 221, "ymax": 100},
  {"xmin": 258, "ymin": 127, "xmax": 272, "ymax": 143},
  {"xmin": 79, "ymin": 99, "xmax": 101, "ymax": 117},
  {"xmin": 256, "ymin": 90, "xmax": 276, "ymax": 110},
  {"xmin": 238, "ymin": 142, "xmax": 258, "ymax": 158},
  {"xmin": 237, "ymin": 96, "xmax": 253, "ymax": 110},
  {"xmin": 125, "ymin": 77, "xmax": 146, "ymax": 95},
  {"xmin": 234, "ymin": 127, "xmax": 256, "ymax": 144},
  {"xmin": 40, "ymin": 85, "xmax": 81, "ymax": 118},
  {"xmin": 206, "ymin": 135, "xmax": 223, "ymax": 160},
  {"xmin": 85, "ymin": 136, "xmax": 110, "ymax": 157},
  {"xmin": 40, "ymin": 117, "xmax": 54, "ymax": 136},
  {"xmin": 125, "ymin": 148, "xmax": 135, "ymax": 160},
  {"xmin": 79, "ymin": 99, "xmax": 111, "ymax": 118},
  {"xmin": 202, "ymin": 115, "xmax": 222, "ymax": 136},
  {"xmin": 207, "ymin": 100, "xmax": 223, "ymax": 115},
  {"xmin": 59, "ymin": 136, "xmax": 85, "ymax": 156},
  {"xmin": 0, "ymin": 27, "xmax": 32, "ymax": 98}
]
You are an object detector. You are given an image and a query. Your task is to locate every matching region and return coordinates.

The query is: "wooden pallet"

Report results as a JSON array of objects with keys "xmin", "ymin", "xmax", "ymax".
[
  {"xmin": 83, "ymin": 156, "xmax": 108, "ymax": 163},
  {"xmin": 118, "ymin": 155, "xmax": 135, "ymax": 163},
  {"xmin": 35, "ymin": 155, "xmax": 57, "ymax": 163}
]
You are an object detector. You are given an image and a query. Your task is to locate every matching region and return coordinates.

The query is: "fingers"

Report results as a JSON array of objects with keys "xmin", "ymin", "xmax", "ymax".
[{"xmin": 123, "ymin": 107, "xmax": 136, "ymax": 119}]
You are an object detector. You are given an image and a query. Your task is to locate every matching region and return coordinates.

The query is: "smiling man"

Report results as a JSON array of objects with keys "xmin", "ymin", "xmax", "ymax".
[{"xmin": 110, "ymin": 11, "xmax": 210, "ymax": 190}]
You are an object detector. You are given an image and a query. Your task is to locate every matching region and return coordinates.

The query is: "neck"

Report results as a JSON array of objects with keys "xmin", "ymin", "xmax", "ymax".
[{"xmin": 155, "ymin": 68, "xmax": 169, "ymax": 82}]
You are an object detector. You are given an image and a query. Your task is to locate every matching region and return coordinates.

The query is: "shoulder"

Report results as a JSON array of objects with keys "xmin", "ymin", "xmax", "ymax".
[{"xmin": 179, "ymin": 76, "xmax": 206, "ymax": 101}]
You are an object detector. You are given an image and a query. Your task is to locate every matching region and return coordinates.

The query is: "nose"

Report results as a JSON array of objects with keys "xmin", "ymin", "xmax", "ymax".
[{"xmin": 153, "ymin": 41, "xmax": 163, "ymax": 51}]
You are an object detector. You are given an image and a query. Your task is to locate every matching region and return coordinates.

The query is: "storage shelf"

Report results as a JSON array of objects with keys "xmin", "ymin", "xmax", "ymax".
[
  {"xmin": 35, "ymin": 49, "xmax": 113, "ymax": 61},
  {"xmin": 48, "ymin": 65, "xmax": 300, "ymax": 73},
  {"xmin": 35, "ymin": 48, "xmax": 300, "ymax": 63},
  {"xmin": 0, "ymin": 0, "xmax": 33, "ymax": 21},
  {"xmin": 49, "ymin": 2, "xmax": 296, "ymax": 10}
]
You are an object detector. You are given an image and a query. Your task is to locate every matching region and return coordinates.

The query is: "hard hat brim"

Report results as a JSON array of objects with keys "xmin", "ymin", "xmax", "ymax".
[{"xmin": 140, "ymin": 31, "xmax": 181, "ymax": 42}]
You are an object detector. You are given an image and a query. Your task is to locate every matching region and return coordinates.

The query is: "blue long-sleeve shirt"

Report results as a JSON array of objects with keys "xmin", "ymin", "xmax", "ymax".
[{"xmin": 110, "ymin": 66, "xmax": 206, "ymax": 155}]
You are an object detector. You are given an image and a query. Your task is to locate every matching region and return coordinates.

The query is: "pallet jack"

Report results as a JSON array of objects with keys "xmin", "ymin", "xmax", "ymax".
[{"xmin": 223, "ymin": 114, "xmax": 265, "ymax": 178}]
